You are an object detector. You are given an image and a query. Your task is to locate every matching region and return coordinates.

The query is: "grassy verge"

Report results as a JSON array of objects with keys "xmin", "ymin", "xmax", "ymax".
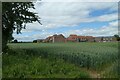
[
  {"xmin": 3, "ymin": 42, "xmax": 118, "ymax": 78},
  {"xmin": 100, "ymin": 61, "xmax": 119, "ymax": 78},
  {"xmin": 3, "ymin": 49, "xmax": 90, "ymax": 78}
]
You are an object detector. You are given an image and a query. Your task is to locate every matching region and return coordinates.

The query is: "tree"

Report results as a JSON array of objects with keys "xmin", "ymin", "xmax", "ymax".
[
  {"xmin": 14, "ymin": 39, "xmax": 18, "ymax": 43},
  {"xmin": 2, "ymin": 2, "xmax": 42, "ymax": 52},
  {"xmin": 114, "ymin": 34, "xmax": 119, "ymax": 38},
  {"xmin": 114, "ymin": 34, "xmax": 120, "ymax": 41},
  {"xmin": 8, "ymin": 36, "xmax": 14, "ymax": 43},
  {"xmin": 101, "ymin": 37, "xmax": 104, "ymax": 41},
  {"xmin": 33, "ymin": 40, "xmax": 37, "ymax": 43}
]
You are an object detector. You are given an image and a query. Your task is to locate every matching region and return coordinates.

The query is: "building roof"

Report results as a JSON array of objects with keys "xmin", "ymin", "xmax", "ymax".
[
  {"xmin": 70, "ymin": 34, "xmax": 77, "ymax": 36},
  {"xmin": 77, "ymin": 36, "xmax": 86, "ymax": 38}
]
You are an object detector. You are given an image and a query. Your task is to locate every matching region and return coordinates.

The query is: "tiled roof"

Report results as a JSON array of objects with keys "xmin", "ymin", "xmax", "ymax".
[
  {"xmin": 67, "ymin": 35, "xmax": 94, "ymax": 41},
  {"xmin": 70, "ymin": 34, "xmax": 77, "ymax": 36},
  {"xmin": 77, "ymin": 36, "xmax": 86, "ymax": 38}
]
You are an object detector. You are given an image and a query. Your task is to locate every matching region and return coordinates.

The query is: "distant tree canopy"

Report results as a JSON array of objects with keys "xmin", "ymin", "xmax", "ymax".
[
  {"xmin": 114, "ymin": 34, "xmax": 120, "ymax": 41},
  {"xmin": 33, "ymin": 40, "xmax": 37, "ymax": 43},
  {"xmin": 101, "ymin": 37, "xmax": 103, "ymax": 41},
  {"xmin": 2, "ymin": 2, "xmax": 42, "ymax": 52},
  {"xmin": 13, "ymin": 39, "xmax": 18, "ymax": 43}
]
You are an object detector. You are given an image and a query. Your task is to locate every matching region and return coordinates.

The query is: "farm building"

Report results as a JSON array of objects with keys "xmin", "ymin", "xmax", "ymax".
[
  {"xmin": 67, "ymin": 34, "xmax": 78, "ymax": 42},
  {"xmin": 94, "ymin": 37, "xmax": 102, "ymax": 42},
  {"xmin": 38, "ymin": 34, "xmax": 117, "ymax": 43},
  {"xmin": 94, "ymin": 36, "xmax": 117, "ymax": 42},
  {"xmin": 85, "ymin": 36, "xmax": 95, "ymax": 42},
  {"xmin": 67, "ymin": 34, "xmax": 95, "ymax": 42},
  {"xmin": 44, "ymin": 34, "xmax": 66, "ymax": 43}
]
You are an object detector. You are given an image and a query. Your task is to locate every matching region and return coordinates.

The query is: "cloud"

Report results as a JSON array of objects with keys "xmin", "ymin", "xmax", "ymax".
[
  {"xmin": 36, "ymin": 2, "xmax": 117, "ymax": 16},
  {"xmin": 21, "ymin": 12, "xmax": 117, "ymax": 33},
  {"xmin": 95, "ymin": 13, "xmax": 118, "ymax": 22},
  {"xmin": 38, "ymin": 0, "xmax": 120, "ymax": 2},
  {"xmin": 13, "ymin": 31, "xmax": 55, "ymax": 41},
  {"xmin": 64, "ymin": 20, "xmax": 118, "ymax": 37},
  {"xmin": 13, "ymin": 1, "xmax": 118, "ymax": 41},
  {"xmin": 13, "ymin": 20, "xmax": 118, "ymax": 41},
  {"xmin": 24, "ymin": 2, "xmax": 117, "ymax": 31}
]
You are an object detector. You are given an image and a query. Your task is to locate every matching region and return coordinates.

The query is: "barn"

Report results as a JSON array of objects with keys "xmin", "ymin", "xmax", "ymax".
[
  {"xmin": 67, "ymin": 34, "xmax": 95, "ymax": 42},
  {"xmin": 94, "ymin": 36, "xmax": 117, "ymax": 42},
  {"xmin": 44, "ymin": 34, "xmax": 66, "ymax": 43}
]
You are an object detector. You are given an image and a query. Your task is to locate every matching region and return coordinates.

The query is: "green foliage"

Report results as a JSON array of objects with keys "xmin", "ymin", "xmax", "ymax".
[
  {"xmin": 3, "ymin": 42, "xmax": 118, "ymax": 78},
  {"xmin": 9, "ymin": 42, "xmax": 118, "ymax": 70},
  {"xmin": 114, "ymin": 34, "xmax": 120, "ymax": 41},
  {"xmin": 13, "ymin": 39, "xmax": 18, "ymax": 43},
  {"xmin": 101, "ymin": 61, "xmax": 119, "ymax": 78},
  {"xmin": 33, "ymin": 40, "xmax": 37, "ymax": 43},
  {"xmin": 2, "ymin": 2, "xmax": 41, "ymax": 51},
  {"xmin": 3, "ymin": 49, "xmax": 90, "ymax": 78}
]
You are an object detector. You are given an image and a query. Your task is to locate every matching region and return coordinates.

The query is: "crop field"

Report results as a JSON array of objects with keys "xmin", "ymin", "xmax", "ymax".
[{"xmin": 3, "ymin": 42, "xmax": 119, "ymax": 78}]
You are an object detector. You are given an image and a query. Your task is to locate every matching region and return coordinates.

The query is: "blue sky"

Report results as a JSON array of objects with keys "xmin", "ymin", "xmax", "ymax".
[{"xmin": 13, "ymin": 1, "xmax": 119, "ymax": 42}]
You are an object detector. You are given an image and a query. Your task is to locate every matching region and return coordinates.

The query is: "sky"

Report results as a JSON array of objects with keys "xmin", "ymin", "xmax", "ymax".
[{"xmin": 13, "ymin": 0, "xmax": 119, "ymax": 42}]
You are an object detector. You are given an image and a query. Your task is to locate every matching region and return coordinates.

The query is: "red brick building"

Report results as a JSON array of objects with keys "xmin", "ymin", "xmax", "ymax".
[
  {"xmin": 67, "ymin": 34, "xmax": 94, "ymax": 42},
  {"xmin": 44, "ymin": 34, "xmax": 66, "ymax": 43},
  {"xmin": 37, "ymin": 34, "xmax": 117, "ymax": 43},
  {"xmin": 67, "ymin": 34, "xmax": 78, "ymax": 42},
  {"xmin": 85, "ymin": 36, "xmax": 95, "ymax": 42}
]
